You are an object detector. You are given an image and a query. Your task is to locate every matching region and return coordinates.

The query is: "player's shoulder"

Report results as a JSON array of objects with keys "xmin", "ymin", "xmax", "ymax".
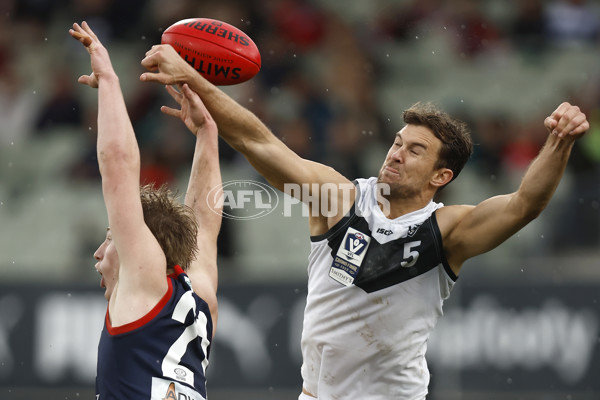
[{"xmin": 435, "ymin": 204, "xmax": 474, "ymax": 238}]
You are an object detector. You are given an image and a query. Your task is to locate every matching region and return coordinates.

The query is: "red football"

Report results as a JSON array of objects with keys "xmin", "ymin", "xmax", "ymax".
[{"xmin": 161, "ymin": 18, "xmax": 261, "ymax": 86}]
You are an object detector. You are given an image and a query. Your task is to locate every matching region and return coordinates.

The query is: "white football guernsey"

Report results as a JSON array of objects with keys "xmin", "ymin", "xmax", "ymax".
[{"xmin": 300, "ymin": 177, "xmax": 457, "ymax": 399}]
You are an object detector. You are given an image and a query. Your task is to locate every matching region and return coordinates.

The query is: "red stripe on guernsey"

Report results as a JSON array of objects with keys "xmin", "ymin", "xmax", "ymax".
[
  {"xmin": 171, "ymin": 264, "xmax": 185, "ymax": 278},
  {"xmin": 106, "ymin": 277, "xmax": 174, "ymax": 335}
]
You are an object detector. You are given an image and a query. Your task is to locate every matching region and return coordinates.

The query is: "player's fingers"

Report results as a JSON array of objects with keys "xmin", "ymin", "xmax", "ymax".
[
  {"xmin": 562, "ymin": 113, "xmax": 588, "ymax": 137},
  {"xmin": 70, "ymin": 30, "xmax": 93, "ymax": 47},
  {"xmin": 182, "ymin": 84, "xmax": 213, "ymax": 120},
  {"xmin": 142, "ymin": 45, "xmax": 177, "ymax": 67},
  {"xmin": 182, "ymin": 84, "xmax": 207, "ymax": 108},
  {"xmin": 160, "ymin": 105, "xmax": 181, "ymax": 119},
  {"xmin": 550, "ymin": 102, "xmax": 571, "ymax": 120},
  {"xmin": 81, "ymin": 21, "xmax": 100, "ymax": 41},
  {"xmin": 575, "ymin": 120, "xmax": 590, "ymax": 135},
  {"xmin": 544, "ymin": 116, "xmax": 558, "ymax": 132},
  {"xmin": 139, "ymin": 62, "xmax": 159, "ymax": 74},
  {"xmin": 140, "ymin": 71, "xmax": 158, "ymax": 82},
  {"xmin": 77, "ymin": 75, "xmax": 98, "ymax": 88},
  {"xmin": 165, "ymin": 85, "xmax": 183, "ymax": 104},
  {"xmin": 72, "ymin": 22, "xmax": 83, "ymax": 33},
  {"xmin": 568, "ymin": 120, "xmax": 590, "ymax": 136},
  {"xmin": 181, "ymin": 84, "xmax": 199, "ymax": 103},
  {"xmin": 140, "ymin": 53, "xmax": 158, "ymax": 71},
  {"xmin": 141, "ymin": 71, "xmax": 174, "ymax": 85},
  {"xmin": 145, "ymin": 45, "xmax": 161, "ymax": 57},
  {"xmin": 554, "ymin": 105, "xmax": 583, "ymax": 137},
  {"xmin": 548, "ymin": 102, "xmax": 572, "ymax": 133}
]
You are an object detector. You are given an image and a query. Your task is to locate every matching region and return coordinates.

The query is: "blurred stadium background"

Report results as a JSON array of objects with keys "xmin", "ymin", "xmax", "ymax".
[{"xmin": 1, "ymin": 0, "xmax": 599, "ymax": 399}]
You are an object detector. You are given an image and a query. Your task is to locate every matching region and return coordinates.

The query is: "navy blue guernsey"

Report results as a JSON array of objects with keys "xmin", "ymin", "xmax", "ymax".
[{"xmin": 96, "ymin": 265, "xmax": 212, "ymax": 400}]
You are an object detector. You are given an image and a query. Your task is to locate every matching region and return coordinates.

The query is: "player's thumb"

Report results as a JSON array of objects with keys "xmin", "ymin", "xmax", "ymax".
[
  {"xmin": 140, "ymin": 72, "xmax": 160, "ymax": 83},
  {"xmin": 160, "ymin": 105, "xmax": 180, "ymax": 119}
]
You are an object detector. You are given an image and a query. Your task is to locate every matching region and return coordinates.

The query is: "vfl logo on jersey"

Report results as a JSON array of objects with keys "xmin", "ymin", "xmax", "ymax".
[
  {"xmin": 343, "ymin": 230, "xmax": 369, "ymax": 260},
  {"xmin": 407, "ymin": 223, "xmax": 422, "ymax": 237},
  {"xmin": 330, "ymin": 228, "xmax": 371, "ymax": 286}
]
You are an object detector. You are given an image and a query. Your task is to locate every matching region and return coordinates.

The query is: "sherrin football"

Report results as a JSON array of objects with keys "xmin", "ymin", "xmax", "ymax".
[{"xmin": 161, "ymin": 18, "xmax": 261, "ymax": 86}]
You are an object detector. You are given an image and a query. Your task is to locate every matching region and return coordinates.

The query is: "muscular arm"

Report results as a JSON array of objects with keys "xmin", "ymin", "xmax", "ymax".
[
  {"xmin": 440, "ymin": 103, "xmax": 589, "ymax": 274},
  {"xmin": 141, "ymin": 45, "xmax": 354, "ymax": 235}
]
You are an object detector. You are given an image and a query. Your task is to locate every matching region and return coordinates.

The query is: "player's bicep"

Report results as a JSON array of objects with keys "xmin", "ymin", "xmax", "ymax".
[
  {"xmin": 238, "ymin": 133, "xmax": 355, "ymax": 235},
  {"xmin": 240, "ymin": 134, "xmax": 351, "ymax": 193},
  {"xmin": 444, "ymin": 194, "xmax": 531, "ymax": 264}
]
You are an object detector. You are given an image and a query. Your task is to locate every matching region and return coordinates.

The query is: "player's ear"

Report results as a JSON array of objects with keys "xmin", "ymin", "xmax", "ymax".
[{"xmin": 431, "ymin": 168, "xmax": 453, "ymax": 188}]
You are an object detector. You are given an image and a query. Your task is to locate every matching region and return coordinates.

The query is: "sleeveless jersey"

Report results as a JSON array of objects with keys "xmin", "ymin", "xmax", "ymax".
[
  {"xmin": 300, "ymin": 177, "xmax": 457, "ymax": 399},
  {"xmin": 96, "ymin": 265, "xmax": 213, "ymax": 400}
]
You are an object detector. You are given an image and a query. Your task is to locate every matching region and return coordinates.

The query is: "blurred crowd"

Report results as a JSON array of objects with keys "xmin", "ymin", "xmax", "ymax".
[{"xmin": 1, "ymin": 0, "xmax": 599, "ymax": 279}]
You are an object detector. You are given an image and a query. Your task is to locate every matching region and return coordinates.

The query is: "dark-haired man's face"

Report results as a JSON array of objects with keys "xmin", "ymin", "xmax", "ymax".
[{"xmin": 377, "ymin": 125, "xmax": 442, "ymax": 199}]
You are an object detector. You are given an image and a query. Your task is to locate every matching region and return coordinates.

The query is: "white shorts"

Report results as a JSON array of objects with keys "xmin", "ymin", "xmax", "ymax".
[{"xmin": 298, "ymin": 392, "xmax": 316, "ymax": 400}]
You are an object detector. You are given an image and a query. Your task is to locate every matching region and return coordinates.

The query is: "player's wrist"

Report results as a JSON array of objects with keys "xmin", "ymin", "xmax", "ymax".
[
  {"xmin": 546, "ymin": 130, "xmax": 576, "ymax": 152},
  {"xmin": 98, "ymin": 71, "xmax": 119, "ymax": 84}
]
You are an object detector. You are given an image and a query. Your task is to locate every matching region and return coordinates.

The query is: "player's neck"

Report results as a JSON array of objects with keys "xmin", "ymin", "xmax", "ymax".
[{"xmin": 378, "ymin": 196, "xmax": 432, "ymax": 219}]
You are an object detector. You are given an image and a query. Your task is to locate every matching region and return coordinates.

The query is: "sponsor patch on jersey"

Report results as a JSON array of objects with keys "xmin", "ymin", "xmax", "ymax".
[
  {"xmin": 329, "ymin": 227, "xmax": 371, "ymax": 286},
  {"xmin": 151, "ymin": 377, "xmax": 205, "ymax": 400}
]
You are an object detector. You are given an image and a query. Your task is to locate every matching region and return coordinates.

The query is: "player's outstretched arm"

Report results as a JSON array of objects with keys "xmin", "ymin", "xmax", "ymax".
[
  {"xmin": 140, "ymin": 45, "xmax": 349, "ymax": 190},
  {"xmin": 142, "ymin": 45, "xmax": 354, "ymax": 236},
  {"xmin": 70, "ymin": 22, "xmax": 168, "ymax": 323},
  {"xmin": 440, "ymin": 102, "xmax": 589, "ymax": 274},
  {"xmin": 165, "ymin": 83, "xmax": 221, "ymax": 334}
]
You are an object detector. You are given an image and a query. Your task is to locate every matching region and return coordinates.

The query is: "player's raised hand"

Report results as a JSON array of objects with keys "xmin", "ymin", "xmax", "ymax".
[
  {"xmin": 544, "ymin": 102, "xmax": 589, "ymax": 139},
  {"xmin": 162, "ymin": 84, "xmax": 217, "ymax": 137},
  {"xmin": 140, "ymin": 45, "xmax": 196, "ymax": 85},
  {"xmin": 69, "ymin": 21, "xmax": 116, "ymax": 88}
]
